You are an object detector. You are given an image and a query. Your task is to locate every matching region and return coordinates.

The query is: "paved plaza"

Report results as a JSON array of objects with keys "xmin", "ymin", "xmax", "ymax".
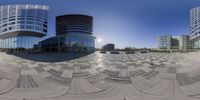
[{"xmin": 0, "ymin": 52, "xmax": 200, "ymax": 100}]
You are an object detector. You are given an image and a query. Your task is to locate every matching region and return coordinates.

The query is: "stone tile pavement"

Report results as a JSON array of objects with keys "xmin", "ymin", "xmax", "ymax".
[{"xmin": 0, "ymin": 52, "xmax": 200, "ymax": 100}]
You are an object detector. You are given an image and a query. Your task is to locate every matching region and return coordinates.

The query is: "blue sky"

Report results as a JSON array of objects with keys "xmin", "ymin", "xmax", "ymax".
[{"xmin": 0, "ymin": 0, "xmax": 200, "ymax": 48}]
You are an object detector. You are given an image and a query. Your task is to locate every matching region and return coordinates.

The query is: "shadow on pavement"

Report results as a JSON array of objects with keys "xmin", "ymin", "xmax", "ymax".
[{"xmin": 11, "ymin": 52, "xmax": 92, "ymax": 62}]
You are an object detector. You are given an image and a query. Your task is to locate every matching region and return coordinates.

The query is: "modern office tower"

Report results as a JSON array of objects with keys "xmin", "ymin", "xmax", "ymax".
[
  {"xmin": 190, "ymin": 7, "xmax": 200, "ymax": 48},
  {"xmin": 39, "ymin": 14, "xmax": 95, "ymax": 53},
  {"xmin": 179, "ymin": 35, "xmax": 192, "ymax": 51},
  {"xmin": 101, "ymin": 43, "xmax": 115, "ymax": 51},
  {"xmin": 158, "ymin": 34, "xmax": 172, "ymax": 49},
  {"xmin": 0, "ymin": 4, "xmax": 49, "ymax": 52}
]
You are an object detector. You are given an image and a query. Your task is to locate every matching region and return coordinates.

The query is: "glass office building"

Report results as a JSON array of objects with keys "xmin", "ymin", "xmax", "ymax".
[
  {"xmin": 59, "ymin": 33, "xmax": 95, "ymax": 53},
  {"xmin": 39, "ymin": 33, "xmax": 95, "ymax": 53},
  {"xmin": 0, "ymin": 4, "xmax": 48, "ymax": 52},
  {"xmin": 158, "ymin": 34, "xmax": 172, "ymax": 49},
  {"xmin": 39, "ymin": 14, "xmax": 95, "ymax": 53}
]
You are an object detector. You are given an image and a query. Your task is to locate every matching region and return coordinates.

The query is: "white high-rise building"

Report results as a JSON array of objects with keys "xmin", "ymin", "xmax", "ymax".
[
  {"xmin": 0, "ymin": 5, "xmax": 49, "ymax": 52},
  {"xmin": 190, "ymin": 7, "xmax": 200, "ymax": 48}
]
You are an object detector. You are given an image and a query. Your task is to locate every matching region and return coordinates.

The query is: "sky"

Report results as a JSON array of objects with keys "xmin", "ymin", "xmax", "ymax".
[{"xmin": 0, "ymin": 0, "xmax": 200, "ymax": 48}]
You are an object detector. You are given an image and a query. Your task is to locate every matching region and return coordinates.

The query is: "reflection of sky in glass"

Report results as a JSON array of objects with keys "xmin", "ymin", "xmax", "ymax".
[
  {"xmin": 0, "ymin": 36, "xmax": 40, "ymax": 49},
  {"xmin": 0, "ymin": 5, "xmax": 48, "ymax": 34},
  {"xmin": 0, "ymin": 0, "xmax": 199, "ymax": 48}
]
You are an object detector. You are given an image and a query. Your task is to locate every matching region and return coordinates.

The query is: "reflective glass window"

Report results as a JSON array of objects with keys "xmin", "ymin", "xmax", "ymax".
[
  {"xmin": 16, "ymin": 25, "xmax": 25, "ymax": 29},
  {"xmin": 8, "ymin": 26, "xmax": 15, "ymax": 30},
  {"xmin": 2, "ymin": 28, "xmax": 7, "ymax": 32},
  {"xmin": 17, "ymin": 20, "xmax": 25, "ymax": 24},
  {"xmin": 36, "ymin": 9, "xmax": 43, "ymax": 18},
  {"xmin": 26, "ymin": 9, "xmax": 35, "ymax": 17},
  {"xmin": 17, "ymin": 9, "xmax": 26, "ymax": 17},
  {"xmin": 9, "ymin": 18, "xmax": 15, "ymax": 21},
  {"xmin": 26, "ymin": 21, "xmax": 34, "ymax": 24},
  {"xmin": 26, "ymin": 25, "xmax": 34, "ymax": 29},
  {"xmin": 9, "ymin": 22, "xmax": 15, "ymax": 25}
]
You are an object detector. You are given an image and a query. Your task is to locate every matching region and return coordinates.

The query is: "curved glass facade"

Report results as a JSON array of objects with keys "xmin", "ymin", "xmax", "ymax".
[
  {"xmin": 60, "ymin": 33, "xmax": 95, "ymax": 53},
  {"xmin": 0, "ymin": 5, "xmax": 48, "ymax": 52},
  {"xmin": 0, "ymin": 5, "xmax": 48, "ymax": 35},
  {"xmin": 39, "ymin": 14, "xmax": 95, "ymax": 53},
  {"xmin": 0, "ymin": 36, "xmax": 40, "ymax": 49},
  {"xmin": 39, "ymin": 33, "xmax": 95, "ymax": 53},
  {"xmin": 56, "ymin": 14, "xmax": 93, "ymax": 35}
]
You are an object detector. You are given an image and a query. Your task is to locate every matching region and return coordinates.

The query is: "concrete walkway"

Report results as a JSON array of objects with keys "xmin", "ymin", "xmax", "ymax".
[{"xmin": 0, "ymin": 52, "xmax": 200, "ymax": 100}]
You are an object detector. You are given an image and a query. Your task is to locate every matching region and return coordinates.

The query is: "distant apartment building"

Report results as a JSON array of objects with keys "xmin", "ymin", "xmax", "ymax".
[
  {"xmin": 101, "ymin": 43, "xmax": 115, "ymax": 51},
  {"xmin": 158, "ymin": 34, "xmax": 191, "ymax": 50},
  {"xmin": 190, "ymin": 7, "xmax": 200, "ymax": 49}
]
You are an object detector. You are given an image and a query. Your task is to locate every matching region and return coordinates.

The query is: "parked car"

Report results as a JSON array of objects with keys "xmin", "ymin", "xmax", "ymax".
[
  {"xmin": 140, "ymin": 50, "xmax": 148, "ymax": 53},
  {"xmin": 125, "ymin": 51, "xmax": 134, "ymax": 54},
  {"xmin": 100, "ymin": 51, "xmax": 106, "ymax": 54},
  {"xmin": 110, "ymin": 51, "xmax": 120, "ymax": 54}
]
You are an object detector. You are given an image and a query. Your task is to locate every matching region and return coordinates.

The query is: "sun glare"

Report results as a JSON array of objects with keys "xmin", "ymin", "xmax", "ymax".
[{"xmin": 97, "ymin": 38, "xmax": 102, "ymax": 43}]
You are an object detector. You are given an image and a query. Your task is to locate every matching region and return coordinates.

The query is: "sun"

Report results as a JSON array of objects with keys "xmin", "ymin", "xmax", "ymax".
[{"xmin": 97, "ymin": 38, "xmax": 102, "ymax": 43}]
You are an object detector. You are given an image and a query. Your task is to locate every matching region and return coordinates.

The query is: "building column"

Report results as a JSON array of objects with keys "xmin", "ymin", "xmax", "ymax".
[{"xmin": 58, "ymin": 36, "xmax": 61, "ymax": 52}]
